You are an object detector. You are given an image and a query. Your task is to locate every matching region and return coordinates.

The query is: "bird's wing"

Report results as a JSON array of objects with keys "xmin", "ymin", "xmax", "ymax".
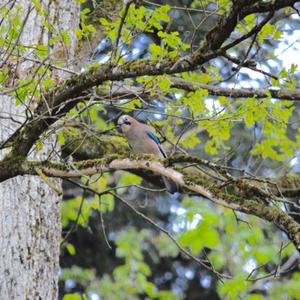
[{"xmin": 146, "ymin": 130, "xmax": 167, "ymax": 158}]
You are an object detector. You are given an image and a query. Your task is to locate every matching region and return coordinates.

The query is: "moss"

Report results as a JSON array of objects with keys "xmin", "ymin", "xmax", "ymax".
[
  {"xmin": 165, "ymin": 154, "xmax": 189, "ymax": 166},
  {"xmin": 88, "ymin": 0, "xmax": 123, "ymax": 24},
  {"xmin": 40, "ymin": 160, "xmax": 66, "ymax": 171},
  {"xmin": 2, "ymin": 155, "xmax": 24, "ymax": 172},
  {"xmin": 279, "ymin": 174, "xmax": 300, "ymax": 189},
  {"xmin": 76, "ymin": 159, "xmax": 102, "ymax": 169},
  {"xmin": 63, "ymin": 127, "xmax": 82, "ymax": 138},
  {"xmin": 0, "ymin": 155, "xmax": 26, "ymax": 181},
  {"xmin": 182, "ymin": 172, "xmax": 211, "ymax": 191},
  {"xmin": 101, "ymin": 153, "xmax": 126, "ymax": 165},
  {"xmin": 68, "ymin": 154, "xmax": 125, "ymax": 170},
  {"xmin": 62, "ymin": 128, "xmax": 129, "ymax": 160}
]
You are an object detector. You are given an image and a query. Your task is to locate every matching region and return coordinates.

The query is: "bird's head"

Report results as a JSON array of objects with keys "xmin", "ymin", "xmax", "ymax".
[{"xmin": 117, "ymin": 115, "xmax": 135, "ymax": 133}]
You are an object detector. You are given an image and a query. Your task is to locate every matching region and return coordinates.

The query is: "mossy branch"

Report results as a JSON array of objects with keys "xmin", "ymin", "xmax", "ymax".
[{"xmin": 17, "ymin": 155, "xmax": 300, "ymax": 251}]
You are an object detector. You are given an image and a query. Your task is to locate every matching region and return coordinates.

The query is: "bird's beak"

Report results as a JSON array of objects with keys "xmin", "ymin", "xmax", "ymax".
[{"xmin": 116, "ymin": 123, "xmax": 122, "ymax": 133}]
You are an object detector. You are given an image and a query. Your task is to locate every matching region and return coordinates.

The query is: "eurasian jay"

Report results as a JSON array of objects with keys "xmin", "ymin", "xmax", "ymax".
[{"xmin": 117, "ymin": 115, "xmax": 179, "ymax": 194}]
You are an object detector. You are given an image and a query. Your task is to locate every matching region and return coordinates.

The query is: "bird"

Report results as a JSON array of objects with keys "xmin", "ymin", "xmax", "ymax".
[{"xmin": 117, "ymin": 115, "xmax": 179, "ymax": 194}]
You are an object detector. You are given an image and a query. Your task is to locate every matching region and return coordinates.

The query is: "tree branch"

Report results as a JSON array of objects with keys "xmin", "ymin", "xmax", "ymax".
[
  {"xmin": 171, "ymin": 78, "xmax": 300, "ymax": 101},
  {"xmin": 5, "ymin": 0, "xmax": 300, "ymax": 161},
  {"xmin": 101, "ymin": 79, "xmax": 300, "ymax": 101},
  {"xmin": 16, "ymin": 155, "xmax": 300, "ymax": 251}
]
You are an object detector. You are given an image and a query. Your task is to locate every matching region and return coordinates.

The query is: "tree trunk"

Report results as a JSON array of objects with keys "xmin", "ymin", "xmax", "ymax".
[{"xmin": 0, "ymin": 1, "xmax": 80, "ymax": 298}]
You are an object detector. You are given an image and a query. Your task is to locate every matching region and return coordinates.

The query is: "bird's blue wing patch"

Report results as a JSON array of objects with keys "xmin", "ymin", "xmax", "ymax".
[
  {"xmin": 146, "ymin": 131, "xmax": 161, "ymax": 145},
  {"xmin": 147, "ymin": 130, "xmax": 167, "ymax": 158}
]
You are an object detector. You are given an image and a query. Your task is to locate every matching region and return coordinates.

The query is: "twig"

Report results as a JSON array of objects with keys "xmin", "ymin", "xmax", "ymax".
[{"xmin": 110, "ymin": 191, "xmax": 229, "ymax": 281}]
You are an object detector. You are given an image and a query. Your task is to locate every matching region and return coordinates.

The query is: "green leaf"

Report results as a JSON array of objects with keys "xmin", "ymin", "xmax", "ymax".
[
  {"xmin": 182, "ymin": 89, "xmax": 208, "ymax": 115},
  {"xmin": 180, "ymin": 225, "xmax": 220, "ymax": 254},
  {"xmin": 58, "ymin": 132, "xmax": 65, "ymax": 145},
  {"xmin": 36, "ymin": 140, "xmax": 44, "ymax": 151},
  {"xmin": 61, "ymin": 31, "xmax": 70, "ymax": 47},
  {"xmin": 154, "ymin": 233, "xmax": 179, "ymax": 257},
  {"xmin": 35, "ymin": 44, "xmax": 48, "ymax": 60},
  {"xmin": 100, "ymin": 193, "xmax": 115, "ymax": 212},
  {"xmin": 181, "ymin": 131, "xmax": 201, "ymax": 150},
  {"xmin": 158, "ymin": 75, "xmax": 172, "ymax": 91},
  {"xmin": 63, "ymin": 293, "xmax": 82, "ymax": 300},
  {"xmin": 117, "ymin": 172, "xmax": 143, "ymax": 191},
  {"xmin": 66, "ymin": 243, "xmax": 76, "ymax": 256},
  {"xmin": 258, "ymin": 23, "xmax": 282, "ymax": 44},
  {"xmin": 247, "ymin": 295, "xmax": 263, "ymax": 300},
  {"xmin": 218, "ymin": 274, "xmax": 250, "ymax": 300},
  {"xmin": 199, "ymin": 227, "xmax": 220, "ymax": 248}
]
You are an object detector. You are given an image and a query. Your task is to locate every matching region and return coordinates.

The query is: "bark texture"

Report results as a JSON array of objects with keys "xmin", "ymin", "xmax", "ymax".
[
  {"xmin": 0, "ymin": 1, "xmax": 80, "ymax": 298},
  {"xmin": 0, "ymin": 129, "xmax": 61, "ymax": 298}
]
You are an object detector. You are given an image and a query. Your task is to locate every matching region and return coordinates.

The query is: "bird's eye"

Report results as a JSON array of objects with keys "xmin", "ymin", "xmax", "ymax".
[{"xmin": 124, "ymin": 118, "xmax": 131, "ymax": 125}]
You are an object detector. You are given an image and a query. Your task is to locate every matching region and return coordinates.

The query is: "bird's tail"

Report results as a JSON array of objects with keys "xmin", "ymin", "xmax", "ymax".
[{"xmin": 162, "ymin": 176, "xmax": 180, "ymax": 194}]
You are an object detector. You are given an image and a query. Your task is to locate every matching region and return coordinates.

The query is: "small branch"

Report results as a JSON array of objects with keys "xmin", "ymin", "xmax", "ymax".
[
  {"xmin": 111, "ymin": 191, "xmax": 227, "ymax": 281},
  {"xmin": 221, "ymin": 11, "xmax": 274, "ymax": 52},
  {"xmin": 23, "ymin": 57, "xmax": 79, "ymax": 75},
  {"xmin": 34, "ymin": 167, "xmax": 62, "ymax": 196},
  {"xmin": 222, "ymin": 53, "xmax": 280, "ymax": 81},
  {"xmin": 60, "ymin": 176, "xmax": 227, "ymax": 279},
  {"xmin": 111, "ymin": 0, "xmax": 133, "ymax": 60},
  {"xmin": 170, "ymin": 77, "xmax": 300, "ymax": 101}
]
